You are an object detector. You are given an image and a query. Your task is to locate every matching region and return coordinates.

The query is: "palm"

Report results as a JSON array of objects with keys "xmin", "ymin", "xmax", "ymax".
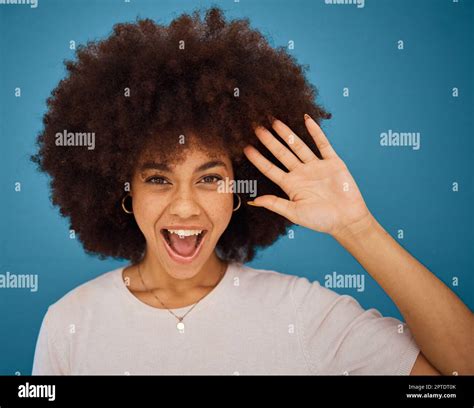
[
  {"xmin": 284, "ymin": 157, "xmax": 368, "ymax": 233},
  {"xmin": 243, "ymin": 116, "xmax": 370, "ymax": 236}
]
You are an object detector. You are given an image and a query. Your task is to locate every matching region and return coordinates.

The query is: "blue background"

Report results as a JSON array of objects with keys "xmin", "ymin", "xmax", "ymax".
[{"xmin": 0, "ymin": 0, "xmax": 472, "ymax": 375}]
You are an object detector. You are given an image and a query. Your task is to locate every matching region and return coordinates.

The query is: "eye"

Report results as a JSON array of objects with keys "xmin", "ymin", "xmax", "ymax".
[
  {"xmin": 200, "ymin": 175, "xmax": 222, "ymax": 184},
  {"xmin": 146, "ymin": 176, "xmax": 170, "ymax": 185}
]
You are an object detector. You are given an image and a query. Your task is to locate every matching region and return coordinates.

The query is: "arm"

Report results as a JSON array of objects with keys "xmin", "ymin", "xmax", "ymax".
[
  {"xmin": 411, "ymin": 353, "xmax": 440, "ymax": 375},
  {"xmin": 32, "ymin": 308, "xmax": 68, "ymax": 375},
  {"xmin": 333, "ymin": 213, "xmax": 473, "ymax": 375},
  {"xmin": 244, "ymin": 115, "xmax": 473, "ymax": 375}
]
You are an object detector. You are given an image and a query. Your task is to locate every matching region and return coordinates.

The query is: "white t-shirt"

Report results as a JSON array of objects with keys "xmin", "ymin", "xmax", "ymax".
[{"xmin": 32, "ymin": 262, "xmax": 420, "ymax": 375}]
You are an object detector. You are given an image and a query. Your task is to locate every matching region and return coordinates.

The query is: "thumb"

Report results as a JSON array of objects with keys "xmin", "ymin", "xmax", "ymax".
[{"xmin": 247, "ymin": 195, "xmax": 295, "ymax": 221}]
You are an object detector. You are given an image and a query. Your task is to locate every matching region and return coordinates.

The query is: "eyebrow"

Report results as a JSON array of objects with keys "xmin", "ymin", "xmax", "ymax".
[{"xmin": 139, "ymin": 160, "xmax": 228, "ymax": 173}]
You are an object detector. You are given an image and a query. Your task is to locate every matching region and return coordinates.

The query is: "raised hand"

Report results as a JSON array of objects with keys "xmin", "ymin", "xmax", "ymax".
[{"xmin": 243, "ymin": 115, "xmax": 371, "ymax": 237}]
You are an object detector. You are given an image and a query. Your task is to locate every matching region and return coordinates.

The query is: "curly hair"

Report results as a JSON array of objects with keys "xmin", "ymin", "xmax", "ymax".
[{"xmin": 31, "ymin": 7, "xmax": 331, "ymax": 264}]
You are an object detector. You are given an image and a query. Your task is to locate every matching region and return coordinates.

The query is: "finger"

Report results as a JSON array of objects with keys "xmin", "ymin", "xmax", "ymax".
[
  {"xmin": 254, "ymin": 126, "xmax": 302, "ymax": 171},
  {"xmin": 243, "ymin": 145, "xmax": 287, "ymax": 187},
  {"xmin": 304, "ymin": 114, "xmax": 337, "ymax": 159},
  {"xmin": 248, "ymin": 195, "xmax": 295, "ymax": 221},
  {"xmin": 270, "ymin": 118, "xmax": 318, "ymax": 163}
]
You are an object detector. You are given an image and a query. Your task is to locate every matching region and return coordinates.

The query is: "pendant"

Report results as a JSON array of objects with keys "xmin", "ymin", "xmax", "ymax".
[{"xmin": 177, "ymin": 320, "xmax": 185, "ymax": 332}]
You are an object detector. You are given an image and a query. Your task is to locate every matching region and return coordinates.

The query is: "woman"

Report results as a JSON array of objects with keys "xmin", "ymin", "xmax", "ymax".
[{"xmin": 31, "ymin": 7, "xmax": 473, "ymax": 375}]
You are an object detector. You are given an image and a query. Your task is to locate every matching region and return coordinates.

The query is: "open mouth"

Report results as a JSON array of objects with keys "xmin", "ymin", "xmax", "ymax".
[{"xmin": 160, "ymin": 228, "xmax": 208, "ymax": 263}]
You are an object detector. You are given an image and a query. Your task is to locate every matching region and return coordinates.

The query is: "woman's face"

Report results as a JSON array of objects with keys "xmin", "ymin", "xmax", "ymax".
[{"xmin": 130, "ymin": 145, "xmax": 234, "ymax": 280}]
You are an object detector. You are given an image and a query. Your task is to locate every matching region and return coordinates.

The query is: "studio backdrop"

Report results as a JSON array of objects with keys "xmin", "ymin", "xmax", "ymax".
[{"xmin": 0, "ymin": 0, "xmax": 472, "ymax": 375}]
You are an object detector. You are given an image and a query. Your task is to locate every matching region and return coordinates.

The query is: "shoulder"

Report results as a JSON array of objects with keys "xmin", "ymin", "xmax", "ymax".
[
  {"xmin": 233, "ymin": 262, "xmax": 296, "ymax": 287},
  {"xmin": 44, "ymin": 266, "xmax": 123, "ymax": 323},
  {"xmin": 232, "ymin": 263, "xmax": 321, "ymax": 302},
  {"xmin": 233, "ymin": 263, "xmax": 350, "ymax": 312}
]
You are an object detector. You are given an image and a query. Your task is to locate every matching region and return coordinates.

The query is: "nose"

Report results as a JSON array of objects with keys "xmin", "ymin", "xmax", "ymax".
[{"xmin": 168, "ymin": 189, "xmax": 202, "ymax": 219}]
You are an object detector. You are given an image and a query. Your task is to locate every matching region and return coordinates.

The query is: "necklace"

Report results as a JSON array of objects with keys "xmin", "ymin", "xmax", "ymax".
[{"xmin": 137, "ymin": 262, "xmax": 225, "ymax": 333}]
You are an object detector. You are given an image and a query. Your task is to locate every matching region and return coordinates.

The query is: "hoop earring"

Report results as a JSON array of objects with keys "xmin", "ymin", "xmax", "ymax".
[
  {"xmin": 121, "ymin": 195, "xmax": 133, "ymax": 214},
  {"xmin": 233, "ymin": 193, "xmax": 241, "ymax": 212}
]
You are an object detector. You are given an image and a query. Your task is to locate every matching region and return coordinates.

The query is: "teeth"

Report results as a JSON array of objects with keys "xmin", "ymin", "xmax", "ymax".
[{"xmin": 167, "ymin": 229, "xmax": 203, "ymax": 239}]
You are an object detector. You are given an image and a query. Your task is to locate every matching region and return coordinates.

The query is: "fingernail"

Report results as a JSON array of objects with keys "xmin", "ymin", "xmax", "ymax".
[
  {"xmin": 247, "ymin": 201, "xmax": 257, "ymax": 206},
  {"xmin": 267, "ymin": 115, "xmax": 277, "ymax": 124},
  {"xmin": 304, "ymin": 113, "xmax": 311, "ymax": 121}
]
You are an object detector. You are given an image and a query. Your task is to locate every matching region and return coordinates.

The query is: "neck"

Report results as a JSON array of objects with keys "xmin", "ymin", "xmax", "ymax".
[{"xmin": 138, "ymin": 250, "xmax": 226, "ymax": 294}]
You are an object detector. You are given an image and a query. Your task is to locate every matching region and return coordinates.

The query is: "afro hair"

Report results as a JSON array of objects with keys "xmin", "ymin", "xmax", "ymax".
[{"xmin": 32, "ymin": 6, "xmax": 331, "ymax": 264}]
